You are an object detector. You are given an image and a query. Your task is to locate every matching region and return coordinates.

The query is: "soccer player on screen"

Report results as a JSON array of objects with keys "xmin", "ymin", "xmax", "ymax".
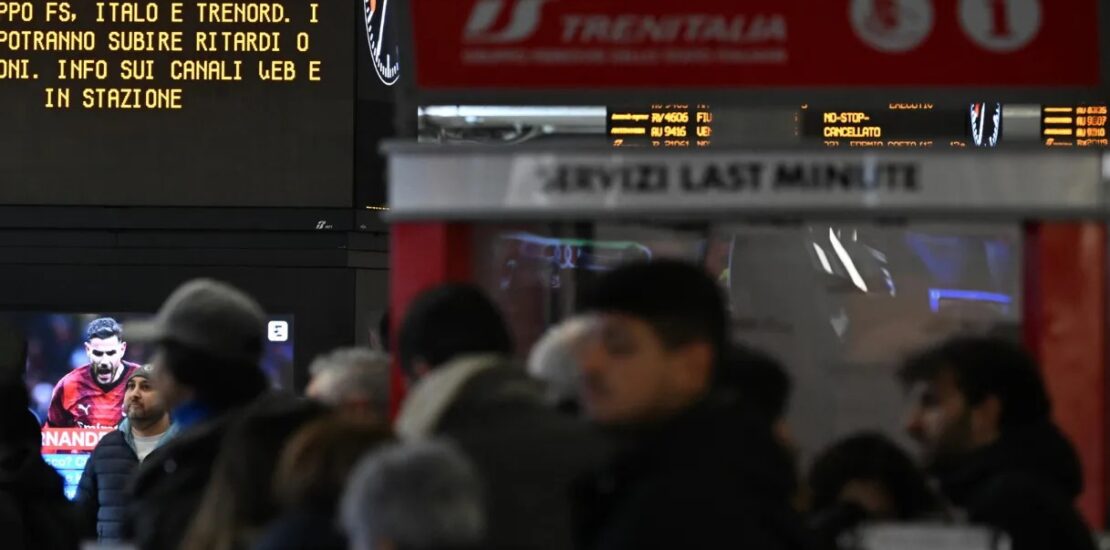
[{"xmin": 47, "ymin": 318, "xmax": 140, "ymax": 428}]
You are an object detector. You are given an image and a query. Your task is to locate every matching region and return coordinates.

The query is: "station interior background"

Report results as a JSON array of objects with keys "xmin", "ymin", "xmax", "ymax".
[{"xmin": 5, "ymin": 0, "xmax": 1110, "ymax": 542}]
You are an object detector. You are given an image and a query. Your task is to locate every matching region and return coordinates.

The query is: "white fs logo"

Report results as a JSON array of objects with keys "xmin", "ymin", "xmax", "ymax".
[{"xmin": 464, "ymin": 0, "xmax": 550, "ymax": 43}]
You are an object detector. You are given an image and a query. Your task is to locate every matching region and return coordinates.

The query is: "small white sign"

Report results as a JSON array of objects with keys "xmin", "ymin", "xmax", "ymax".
[
  {"xmin": 857, "ymin": 523, "xmax": 1010, "ymax": 550},
  {"xmin": 267, "ymin": 321, "xmax": 289, "ymax": 343},
  {"xmin": 387, "ymin": 148, "xmax": 1104, "ymax": 219}
]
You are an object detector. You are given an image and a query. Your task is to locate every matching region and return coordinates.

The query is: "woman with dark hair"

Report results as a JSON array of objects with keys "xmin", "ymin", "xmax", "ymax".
[
  {"xmin": 254, "ymin": 414, "xmax": 393, "ymax": 550},
  {"xmin": 807, "ymin": 432, "xmax": 945, "ymax": 547},
  {"xmin": 180, "ymin": 395, "xmax": 327, "ymax": 550}
]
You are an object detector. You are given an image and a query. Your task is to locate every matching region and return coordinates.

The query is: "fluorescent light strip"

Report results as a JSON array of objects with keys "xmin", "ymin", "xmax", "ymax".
[
  {"xmin": 881, "ymin": 268, "xmax": 896, "ymax": 297},
  {"xmin": 812, "ymin": 243, "xmax": 833, "ymax": 274},
  {"xmin": 866, "ymin": 246, "xmax": 888, "ymax": 263},
  {"xmin": 928, "ymin": 289, "xmax": 1012, "ymax": 313},
  {"xmin": 420, "ymin": 105, "xmax": 608, "ymax": 119},
  {"xmin": 829, "ymin": 228, "xmax": 868, "ymax": 292}
]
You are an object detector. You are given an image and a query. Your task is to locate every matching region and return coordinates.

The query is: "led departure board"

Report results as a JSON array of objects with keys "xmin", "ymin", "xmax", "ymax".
[
  {"xmin": 803, "ymin": 103, "xmax": 1107, "ymax": 149},
  {"xmin": 1042, "ymin": 105, "xmax": 1108, "ymax": 148},
  {"xmin": 0, "ymin": 0, "xmax": 354, "ymax": 206},
  {"xmin": 608, "ymin": 104, "xmax": 713, "ymax": 148},
  {"xmin": 802, "ymin": 104, "xmax": 972, "ymax": 148}
]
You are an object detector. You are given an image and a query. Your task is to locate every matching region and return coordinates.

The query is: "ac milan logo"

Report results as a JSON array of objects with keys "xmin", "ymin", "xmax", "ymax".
[
  {"xmin": 364, "ymin": 0, "xmax": 400, "ymax": 86},
  {"xmin": 969, "ymin": 102, "xmax": 1002, "ymax": 147}
]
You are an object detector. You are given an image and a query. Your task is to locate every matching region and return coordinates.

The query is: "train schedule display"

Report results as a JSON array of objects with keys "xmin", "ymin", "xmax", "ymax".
[
  {"xmin": 609, "ymin": 104, "xmax": 713, "ymax": 149},
  {"xmin": 0, "ymin": 0, "xmax": 354, "ymax": 206}
]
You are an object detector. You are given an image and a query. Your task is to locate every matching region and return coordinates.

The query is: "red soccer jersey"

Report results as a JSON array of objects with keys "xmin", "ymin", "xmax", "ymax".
[{"xmin": 47, "ymin": 362, "xmax": 139, "ymax": 428}]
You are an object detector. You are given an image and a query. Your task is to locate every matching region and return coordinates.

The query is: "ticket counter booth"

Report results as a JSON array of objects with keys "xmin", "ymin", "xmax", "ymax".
[
  {"xmin": 385, "ymin": 0, "xmax": 1110, "ymax": 525},
  {"xmin": 384, "ymin": 143, "xmax": 1110, "ymax": 527}
]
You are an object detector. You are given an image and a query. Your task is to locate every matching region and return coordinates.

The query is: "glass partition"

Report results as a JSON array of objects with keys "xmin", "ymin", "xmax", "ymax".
[{"xmin": 472, "ymin": 220, "xmax": 1022, "ymax": 464}]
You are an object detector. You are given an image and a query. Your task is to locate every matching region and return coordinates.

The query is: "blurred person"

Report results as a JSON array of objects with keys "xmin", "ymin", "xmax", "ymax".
[
  {"xmin": 75, "ymin": 364, "xmax": 176, "ymax": 543},
  {"xmin": 47, "ymin": 317, "xmax": 140, "ymax": 428},
  {"xmin": 371, "ymin": 309, "xmax": 390, "ymax": 353},
  {"xmin": 30, "ymin": 382, "xmax": 52, "ymax": 423},
  {"xmin": 341, "ymin": 440, "xmax": 484, "ymax": 550},
  {"xmin": 574, "ymin": 260, "xmax": 810, "ymax": 550},
  {"xmin": 716, "ymin": 344, "xmax": 805, "ymax": 510},
  {"xmin": 254, "ymin": 414, "xmax": 393, "ymax": 550},
  {"xmin": 0, "ymin": 322, "xmax": 80, "ymax": 550},
  {"xmin": 305, "ymin": 347, "xmax": 390, "ymax": 420},
  {"xmin": 526, "ymin": 316, "xmax": 596, "ymax": 413},
  {"xmin": 125, "ymin": 279, "xmax": 273, "ymax": 550},
  {"xmin": 901, "ymin": 337, "xmax": 1095, "ymax": 550},
  {"xmin": 181, "ymin": 395, "xmax": 326, "ymax": 550},
  {"xmin": 395, "ymin": 284, "xmax": 607, "ymax": 550},
  {"xmin": 807, "ymin": 433, "xmax": 944, "ymax": 547},
  {"xmin": 717, "ymin": 344, "xmax": 794, "ymax": 449}
]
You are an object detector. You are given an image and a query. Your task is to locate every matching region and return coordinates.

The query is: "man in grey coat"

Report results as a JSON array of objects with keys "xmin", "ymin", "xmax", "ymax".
[{"xmin": 395, "ymin": 284, "xmax": 608, "ymax": 550}]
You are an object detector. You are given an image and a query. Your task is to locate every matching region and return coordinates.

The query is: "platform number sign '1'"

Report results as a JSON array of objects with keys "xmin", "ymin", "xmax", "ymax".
[
  {"xmin": 990, "ymin": 0, "xmax": 1010, "ymax": 37},
  {"xmin": 364, "ymin": 0, "xmax": 400, "ymax": 85},
  {"xmin": 959, "ymin": 0, "xmax": 1041, "ymax": 52}
]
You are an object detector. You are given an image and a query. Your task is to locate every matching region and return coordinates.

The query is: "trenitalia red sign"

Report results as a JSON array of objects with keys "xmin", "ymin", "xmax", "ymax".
[{"xmin": 411, "ymin": 0, "xmax": 1100, "ymax": 88}]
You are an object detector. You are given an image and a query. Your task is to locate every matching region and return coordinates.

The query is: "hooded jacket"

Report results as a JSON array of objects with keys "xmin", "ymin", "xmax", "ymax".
[
  {"xmin": 395, "ymin": 354, "xmax": 609, "ymax": 550},
  {"xmin": 934, "ymin": 422, "xmax": 1095, "ymax": 550},
  {"xmin": 0, "ymin": 408, "xmax": 80, "ymax": 550},
  {"xmin": 573, "ymin": 392, "xmax": 814, "ymax": 550},
  {"xmin": 75, "ymin": 417, "xmax": 176, "ymax": 542}
]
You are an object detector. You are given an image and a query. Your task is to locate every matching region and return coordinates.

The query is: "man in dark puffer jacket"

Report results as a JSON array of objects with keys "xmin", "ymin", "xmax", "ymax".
[{"xmin": 75, "ymin": 365, "xmax": 175, "ymax": 542}]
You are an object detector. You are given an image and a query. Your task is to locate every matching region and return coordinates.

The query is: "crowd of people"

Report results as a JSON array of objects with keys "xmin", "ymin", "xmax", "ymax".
[{"xmin": 0, "ymin": 260, "xmax": 1099, "ymax": 550}]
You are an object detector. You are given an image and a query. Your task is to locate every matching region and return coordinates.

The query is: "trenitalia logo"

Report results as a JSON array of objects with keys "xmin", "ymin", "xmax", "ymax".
[
  {"xmin": 464, "ymin": 0, "xmax": 551, "ymax": 43},
  {"xmin": 462, "ymin": 0, "xmax": 788, "ymax": 45}
]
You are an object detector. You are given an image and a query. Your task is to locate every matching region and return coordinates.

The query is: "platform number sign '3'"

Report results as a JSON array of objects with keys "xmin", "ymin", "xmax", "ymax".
[
  {"xmin": 959, "ymin": 0, "xmax": 1041, "ymax": 52},
  {"xmin": 850, "ymin": 0, "xmax": 935, "ymax": 53},
  {"xmin": 852, "ymin": 0, "xmax": 1042, "ymax": 54},
  {"xmin": 364, "ymin": 0, "xmax": 401, "ymax": 85}
]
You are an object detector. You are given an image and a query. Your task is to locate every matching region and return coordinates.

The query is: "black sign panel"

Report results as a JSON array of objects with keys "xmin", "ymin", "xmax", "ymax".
[{"xmin": 0, "ymin": 0, "xmax": 354, "ymax": 206}]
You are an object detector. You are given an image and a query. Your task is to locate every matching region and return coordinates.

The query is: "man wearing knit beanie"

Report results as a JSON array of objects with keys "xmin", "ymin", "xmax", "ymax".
[{"xmin": 124, "ymin": 279, "xmax": 270, "ymax": 550}]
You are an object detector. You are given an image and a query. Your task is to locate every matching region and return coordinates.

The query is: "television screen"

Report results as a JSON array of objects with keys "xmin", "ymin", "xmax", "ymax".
[{"xmin": 12, "ymin": 311, "xmax": 293, "ymax": 499}]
